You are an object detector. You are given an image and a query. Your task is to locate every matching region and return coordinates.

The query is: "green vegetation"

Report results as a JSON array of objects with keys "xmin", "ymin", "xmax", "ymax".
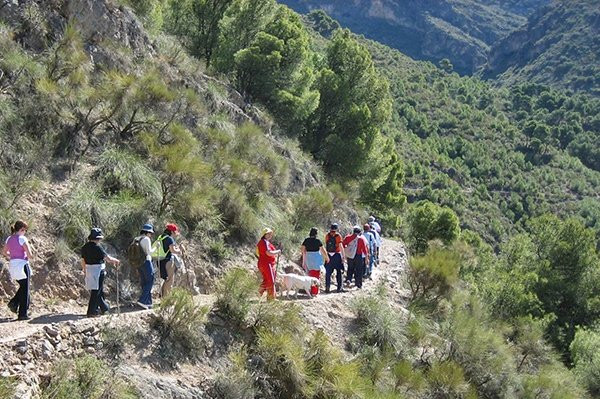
[
  {"xmin": 41, "ymin": 355, "xmax": 139, "ymax": 399},
  {"xmin": 485, "ymin": 0, "xmax": 600, "ymax": 96}
]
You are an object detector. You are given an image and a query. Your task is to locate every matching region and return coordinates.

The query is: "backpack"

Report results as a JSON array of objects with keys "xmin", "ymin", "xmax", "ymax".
[
  {"xmin": 127, "ymin": 237, "xmax": 146, "ymax": 267},
  {"xmin": 151, "ymin": 234, "xmax": 170, "ymax": 260},
  {"xmin": 345, "ymin": 236, "xmax": 359, "ymax": 259},
  {"xmin": 326, "ymin": 233, "xmax": 339, "ymax": 253}
]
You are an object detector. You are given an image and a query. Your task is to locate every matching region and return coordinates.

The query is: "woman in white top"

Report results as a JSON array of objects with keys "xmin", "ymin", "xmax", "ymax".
[{"xmin": 3, "ymin": 220, "xmax": 33, "ymax": 320}]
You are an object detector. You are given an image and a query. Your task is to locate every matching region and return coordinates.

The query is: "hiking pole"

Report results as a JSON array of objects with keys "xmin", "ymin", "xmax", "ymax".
[{"xmin": 116, "ymin": 263, "xmax": 120, "ymax": 316}]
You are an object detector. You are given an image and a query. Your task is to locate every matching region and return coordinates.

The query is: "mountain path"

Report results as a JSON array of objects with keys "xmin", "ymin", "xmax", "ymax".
[{"xmin": 0, "ymin": 238, "xmax": 408, "ymax": 345}]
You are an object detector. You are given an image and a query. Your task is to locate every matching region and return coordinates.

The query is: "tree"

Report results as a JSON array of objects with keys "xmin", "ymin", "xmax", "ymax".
[
  {"xmin": 164, "ymin": 0, "xmax": 233, "ymax": 67},
  {"xmin": 306, "ymin": 29, "xmax": 392, "ymax": 177},
  {"xmin": 233, "ymin": 6, "xmax": 319, "ymax": 130},
  {"xmin": 408, "ymin": 201, "xmax": 460, "ymax": 255}
]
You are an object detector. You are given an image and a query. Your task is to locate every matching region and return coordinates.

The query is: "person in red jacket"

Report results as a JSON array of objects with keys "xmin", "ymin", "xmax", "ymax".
[
  {"xmin": 256, "ymin": 227, "xmax": 281, "ymax": 299},
  {"xmin": 343, "ymin": 225, "xmax": 370, "ymax": 289}
]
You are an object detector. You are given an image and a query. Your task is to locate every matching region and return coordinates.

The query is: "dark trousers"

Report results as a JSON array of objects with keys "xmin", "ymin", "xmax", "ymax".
[
  {"xmin": 87, "ymin": 270, "xmax": 109, "ymax": 316},
  {"xmin": 325, "ymin": 253, "xmax": 343, "ymax": 291},
  {"xmin": 354, "ymin": 257, "xmax": 365, "ymax": 288},
  {"xmin": 138, "ymin": 260, "xmax": 154, "ymax": 306},
  {"xmin": 8, "ymin": 264, "xmax": 30, "ymax": 318}
]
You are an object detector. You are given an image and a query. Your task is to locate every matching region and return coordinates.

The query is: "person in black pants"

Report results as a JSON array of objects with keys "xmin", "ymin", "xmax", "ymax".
[
  {"xmin": 3, "ymin": 220, "xmax": 33, "ymax": 321},
  {"xmin": 81, "ymin": 228, "xmax": 121, "ymax": 317}
]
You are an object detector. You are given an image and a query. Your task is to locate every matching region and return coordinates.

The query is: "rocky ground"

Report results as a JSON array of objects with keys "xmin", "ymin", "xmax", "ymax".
[{"xmin": 0, "ymin": 238, "xmax": 408, "ymax": 398}]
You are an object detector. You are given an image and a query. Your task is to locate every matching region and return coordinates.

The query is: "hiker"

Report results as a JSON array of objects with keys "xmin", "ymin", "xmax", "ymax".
[
  {"xmin": 368, "ymin": 216, "xmax": 381, "ymax": 234},
  {"xmin": 369, "ymin": 221, "xmax": 382, "ymax": 266},
  {"xmin": 324, "ymin": 223, "xmax": 345, "ymax": 293},
  {"xmin": 256, "ymin": 227, "xmax": 280, "ymax": 299},
  {"xmin": 3, "ymin": 220, "xmax": 33, "ymax": 321},
  {"xmin": 343, "ymin": 225, "xmax": 370, "ymax": 289},
  {"xmin": 81, "ymin": 228, "xmax": 120, "ymax": 318},
  {"xmin": 133, "ymin": 224, "xmax": 155, "ymax": 309},
  {"xmin": 155, "ymin": 224, "xmax": 181, "ymax": 299},
  {"xmin": 301, "ymin": 227, "xmax": 329, "ymax": 296},
  {"xmin": 363, "ymin": 224, "xmax": 377, "ymax": 279}
]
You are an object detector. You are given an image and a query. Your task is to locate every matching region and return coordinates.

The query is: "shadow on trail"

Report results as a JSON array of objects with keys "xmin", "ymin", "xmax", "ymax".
[{"xmin": 30, "ymin": 313, "xmax": 84, "ymax": 324}]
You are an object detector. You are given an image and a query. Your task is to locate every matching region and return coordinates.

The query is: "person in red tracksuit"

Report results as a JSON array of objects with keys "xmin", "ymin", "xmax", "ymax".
[{"xmin": 256, "ymin": 227, "xmax": 281, "ymax": 299}]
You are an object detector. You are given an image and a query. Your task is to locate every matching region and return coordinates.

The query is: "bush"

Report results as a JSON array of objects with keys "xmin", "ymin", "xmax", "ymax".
[
  {"xmin": 291, "ymin": 187, "xmax": 333, "ymax": 230},
  {"xmin": 351, "ymin": 286, "xmax": 407, "ymax": 357},
  {"xmin": 254, "ymin": 329, "xmax": 311, "ymax": 398},
  {"xmin": 407, "ymin": 245, "xmax": 460, "ymax": 304},
  {"xmin": 426, "ymin": 361, "xmax": 476, "ymax": 399},
  {"xmin": 570, "ymin": 327, "xmax": 600, "ymax": 396},
  {"xmin": 101, "ymin": 325, "xmax": 141, "ymax": 359},
  {"xmin": 251, "ymin": 300, "xmax": 304, "ymax": 338},
  {"xmin": 152, "ymin": 288, "xmax": 208, "ymax": 364},
  {"xmin": 215, "ymin": 267, "xmax": 258, "ymax": 325},
  {"xmin": 0, "ymin": 377, "xmax": 16, "ymax": 399},
  {"xmin": 41, "ymin": 355, "xmax": 138, "ymax": 399},
  {"xmin": 213, "ymin": 349, "xmax": 256, "ymax": 399},
  {"xmin": 522, "ymin": 365, "xmax": 584, "ymax": 399}
]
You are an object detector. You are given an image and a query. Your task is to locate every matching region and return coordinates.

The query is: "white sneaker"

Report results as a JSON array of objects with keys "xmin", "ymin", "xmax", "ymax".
[{"xmin": 136, "ymin": 301, "xmax": 149, "ymax": 310}]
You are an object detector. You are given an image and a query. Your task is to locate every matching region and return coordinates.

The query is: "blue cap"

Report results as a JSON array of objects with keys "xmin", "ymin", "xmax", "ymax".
[{"xmin": 141, "ymin": 224, "xmax": 155, "ymax": 234}]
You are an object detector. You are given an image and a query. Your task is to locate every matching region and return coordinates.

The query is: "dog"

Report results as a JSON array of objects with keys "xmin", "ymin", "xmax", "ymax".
[{"xmin": 278, "ymin": 273, "xmax": 320, "ymax": 299}]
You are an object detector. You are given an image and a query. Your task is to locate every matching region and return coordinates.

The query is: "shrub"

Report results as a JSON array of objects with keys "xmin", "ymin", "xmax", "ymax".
[
  {"xmin": 407, "ymin": 245, "xmax": 460, "ymax": 304},
  {"xmin": 251, "ymin": 300, "xmax": 304, "ymax": 338},
  {"xmin": 41, "ymin": 355, "xmax": 138, "ymax": 399},
  {"xmin": 570, "ymin": 326, "xmax": 600, "ymax": 396},
  {"xmin": 152, "ymin": 288, "xmax": 208, "ymax": 364},
  {"xmin": 0, "ymin": 377, "xmax": 16, "ymax": 398},
  {"xmin": 213, "ymin": 349, "xmax": 256, "ymax": 399},
  {"xmin": 254, "ymin": 329, "xmax": 311, "ymax": 399},
  {"xmin": 426, "ymin": 361, "xmax": 476, "ymax": 399},
  {"xmin": 351, "ymin": 287, "xmax": 407, "ymax": 358},
  {"xmin": 408, "ymin": 201, "xmax": 460, "ymax": 254},
  {"xmin": 391, "ymin": 360, "xmax": 427, "ymax": 396},
  {"xmin": 522, "ymin": 365, "xmax": 584, "ymax": 399},
  {"xmin": 101, "ymin": 325, "xmax": 140, "ymax": 359},
  {"xmin": 291, "ymin": 187, "xmax": 333, "ymax": 230},
  {"xmin": 215, "ymin": 267, "xmax": 258, "ymax": 325}
]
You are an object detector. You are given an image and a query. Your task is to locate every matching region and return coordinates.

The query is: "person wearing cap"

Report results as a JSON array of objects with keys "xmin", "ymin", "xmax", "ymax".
[
  {"xmin": 324, "ymin": 223, "xmax": 345, "ymax": 293},
  {"xmin": 256, "ymin": 227, "xmax": 280, "ymax": 299},
  {"xmin": 343, "ymin": 225, "xmax": 370, "ymax": 289},
  {"xmin": 363, "ymin": 224, "xmax": 377, "ymax": 279},
  {"xmin": 3, "ymin": 220, "xmax": 33, "ymax": 321},
  {"xmin": 368, "ymin": 216, "xmax": 381, "ymax": 235},
  {"xmin": 157, "ymin": 223, "xmax": 181, "ymax": 299},
  {"xmin": 301, "ymin": 227, "xmax": 329, "ymax": 296},
  {"xmin": 81, "ymin": 228, "xmax": 120, "ymax": 317},
  {"xmin": 369, "ymin": 221, "xmax": 382, "ymax": 266},
  {"xmin": 136, "ymin": 223, "xmax": 155, "ymax": 309}
]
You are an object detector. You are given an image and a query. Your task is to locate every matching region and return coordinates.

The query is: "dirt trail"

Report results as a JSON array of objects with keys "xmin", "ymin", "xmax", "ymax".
[{"xmin": 0, "ymin": 239, "xmax": 407, "ymax": 345}]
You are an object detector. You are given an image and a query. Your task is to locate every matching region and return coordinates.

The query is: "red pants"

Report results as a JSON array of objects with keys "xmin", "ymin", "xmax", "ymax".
[
  {"xmin": 308, "ymin": 270, "xmax": 320, "ymax": 295},
  {"xmin": 259, "ymin": 263, "xmax": 277, "ymax": 299}
]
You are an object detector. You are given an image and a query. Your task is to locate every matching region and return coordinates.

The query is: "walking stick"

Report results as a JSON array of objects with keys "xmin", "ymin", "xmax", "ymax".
[{"xmin": 116, "ymin": 263, "xmax": 120, "ymax": 316}]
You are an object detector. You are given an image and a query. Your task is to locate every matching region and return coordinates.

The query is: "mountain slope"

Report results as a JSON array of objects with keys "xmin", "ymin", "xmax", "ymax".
[
  {"xmin": 483, "ymin": 0, "xmax": 600, "ymax": 96},
  {"xmin": 279, "ymin": 0, "xmax": 547, "ymax": 74}
]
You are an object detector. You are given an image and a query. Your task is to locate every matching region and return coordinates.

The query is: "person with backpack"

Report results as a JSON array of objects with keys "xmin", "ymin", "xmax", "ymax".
[
  {"xmin": 369, "ymin": 221, "xmax": 382, "ymax": 266},
  {"xmin": 129, "ymin": 224, "xmax": 155, "ymax": 309},
  {"xmin": 368, "ymin": 216, "xmax": 381, "ymax": 235},
  {"xmin": 343, "ymin": 225, "xmax": 370, "ymax": 289},
  {"xmin": 324, "ymin": 223, "xmax": 345, "ymax": 293},
  {"xmin": 363, "ymin": 224, "xmax": 377, "ymax": 279},
  {"xmin": 81, "ymin": 228, "xmax": 120, "ymax": 317},
  {"xmin": 256, "ymin": 227, "xmax": 280, "ymax": 299},
  {"xmin": 301, "ymin": 227, "xmax": 329, "ymax": 296},
  {"xmin": 154, "ymin": 223, "xmax": 181, "ymax": 299},
  {"xmin": 3, "ymin": 220, "xmax": 33, "ymax": 321}
]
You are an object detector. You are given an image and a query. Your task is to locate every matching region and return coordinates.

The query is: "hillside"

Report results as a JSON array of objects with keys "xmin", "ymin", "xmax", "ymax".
[
  {"xmin": 278, "ymin": 0, "xmax": 549, "ymax": 74},
  {"xmin": 1, "ymin": 0, "xmax": 600, "ymax": 398},
  {"xmin": 483, "ymin": 0, "xmax": 600, "ymax": 96}
]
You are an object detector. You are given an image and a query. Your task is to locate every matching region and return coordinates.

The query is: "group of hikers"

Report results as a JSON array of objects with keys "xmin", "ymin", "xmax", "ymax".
[
  {"xmin": 256, "ymin": 216, "xmax": 382, "ymax": 298},
  {"xmin": 2, "ymin": 215, "xmax": 382, "ymax": 321},
  {"xmin": 2, "ymin": 220, "xmax": 183, "ymax": 320}
]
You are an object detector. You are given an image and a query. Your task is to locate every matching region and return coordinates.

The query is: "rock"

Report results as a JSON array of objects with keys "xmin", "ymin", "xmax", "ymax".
[
  {"xmin": 15, "ymin": 339, "xmax": 27, "ymax": 347},
  {"xmin": 83, "ymin": 337, "xmax": 96, "ymax": 347},
  {"xmin": 41, "ymin": 340, "xmax": 54, "ymax": 353},
  {"xmin": 85, "ymin": 346, "xmax": 96, "ymax": 354},
  {"xmin": 16, "ymin": 345, "xmax": 28, "ymax": 355},
  {"xmin": 95, "ymin": 342, "xmax": 104, "ymax": 350},
  {"xmin": 44, "ymin": 325, "xmax": 60, "ymax": 338}
]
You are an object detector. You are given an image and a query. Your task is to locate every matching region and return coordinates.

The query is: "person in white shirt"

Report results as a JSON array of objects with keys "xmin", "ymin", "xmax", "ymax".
[{"xmin": 136, "ymin": 224, "xmax": 155, "ymax": 309}]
